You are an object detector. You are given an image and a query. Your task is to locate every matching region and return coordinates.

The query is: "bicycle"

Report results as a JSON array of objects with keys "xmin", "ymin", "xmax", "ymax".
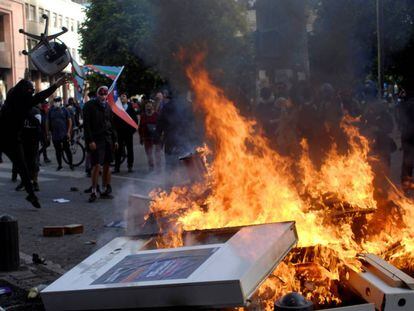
[{"xmin": 63, "ymin": 126, "xmax": 86, "ymax": 167}]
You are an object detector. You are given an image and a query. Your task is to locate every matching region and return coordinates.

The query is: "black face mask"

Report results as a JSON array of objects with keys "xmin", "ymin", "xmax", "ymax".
[{"xmin": 6, "ymin": 79, "xmax": 34, "ymax": 103}]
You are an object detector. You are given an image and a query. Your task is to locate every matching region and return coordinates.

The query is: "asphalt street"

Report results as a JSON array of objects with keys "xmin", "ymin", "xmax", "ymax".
[
  {"xmin": 0, "ymin": 130, "xmax": 404, "ymax": 271},
  {"xmin": 0, "ymin": 137, "xmax": 164, "ymax": 270}
]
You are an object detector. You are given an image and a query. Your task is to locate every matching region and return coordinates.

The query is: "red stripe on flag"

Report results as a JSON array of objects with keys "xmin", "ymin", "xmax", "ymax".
[{"xmin": 107, "ymin": 92, "xmax": 138, "ymax": 129}]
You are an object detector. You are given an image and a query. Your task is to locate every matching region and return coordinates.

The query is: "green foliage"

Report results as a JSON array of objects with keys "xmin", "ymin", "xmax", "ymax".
[
  {"xmin": 79, "ymin": 0, "xmax": 255, "ymax": 100},
  {"xmin": 79, "ymin": 0, "xmax": 163, "ymax": 95}
]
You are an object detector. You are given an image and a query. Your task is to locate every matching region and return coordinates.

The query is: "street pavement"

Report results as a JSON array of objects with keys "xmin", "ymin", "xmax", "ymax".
[
  {"xmin": 0, "ymin": 137, "xmax": 163, "ymax": 271},
  {"xmin": 0, "ymin": 132, "xmax": 404, "ymax": 271},
  {"xmin": 0, "ymin": 129, "xmax": 405, "ymax": 309}
]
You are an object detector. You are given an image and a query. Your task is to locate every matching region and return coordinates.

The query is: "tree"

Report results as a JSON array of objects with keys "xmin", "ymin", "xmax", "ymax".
[
  {"xmin": 80, "ymin": 0, "xmax": 255, "ymax": 102},
  {"xmin": 79, "ymin": 0, "xmax": 163, "ymax": 95}
]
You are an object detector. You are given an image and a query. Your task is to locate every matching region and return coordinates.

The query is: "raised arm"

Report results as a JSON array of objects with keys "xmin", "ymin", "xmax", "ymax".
[{"xmin": 32, "ymin": 76, "xmax": 67, "ymax": 106}]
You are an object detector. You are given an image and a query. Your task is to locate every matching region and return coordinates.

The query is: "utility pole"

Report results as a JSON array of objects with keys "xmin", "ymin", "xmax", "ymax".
[{"xmin": 376, "ymin": 0, "xmax": 384, "ymax": 99}]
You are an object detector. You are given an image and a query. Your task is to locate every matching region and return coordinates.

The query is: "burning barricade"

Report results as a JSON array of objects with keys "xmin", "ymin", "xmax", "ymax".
[{"xmin": 42, "ymin": 54, "xmax": 414, "ymax": 310}]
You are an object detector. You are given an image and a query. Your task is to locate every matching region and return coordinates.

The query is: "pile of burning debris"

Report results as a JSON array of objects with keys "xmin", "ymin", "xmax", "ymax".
[
  {"xmin": 143, "ymin": 53, "xmax": 414, "ymax": 309},
  {"xmin": 40, "ymin": 54, "xmax": 414, "ymax": 311}
]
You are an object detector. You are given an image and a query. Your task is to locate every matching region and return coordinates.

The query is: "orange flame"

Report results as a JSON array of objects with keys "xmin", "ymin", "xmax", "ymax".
[{"xmin": 148, "ymin": 52, "xmax": 414, "ymax": 308}]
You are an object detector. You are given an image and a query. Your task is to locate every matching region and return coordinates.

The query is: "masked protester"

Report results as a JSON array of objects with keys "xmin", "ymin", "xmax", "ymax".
[
  {"xmin": 0, "ymin": 77, "xmax": 67, "ymax": 208},
  {"xmin": 48, "ymin": 96, "xmax": 74, "ymax": 171},
  {"xmin": 83, "ymin": 86, "xmax": 118, "ymax": 203},
  {"xmin": 139, "ymin": 100, "xmax": 161, "ymax": 171}
]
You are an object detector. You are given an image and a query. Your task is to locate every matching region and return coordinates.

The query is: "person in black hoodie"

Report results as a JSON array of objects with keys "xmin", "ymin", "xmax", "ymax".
[{"xmin": 0, "ymin": 77, "xmax": 66, "ymax": 208}]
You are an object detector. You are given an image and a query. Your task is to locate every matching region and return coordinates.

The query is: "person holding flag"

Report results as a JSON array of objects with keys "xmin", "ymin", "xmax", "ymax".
[
  {"xmin": 113, "ymin": 92, "xmax": 138, "ymax": 173},
  {"xmin": 83, "ymin": 86, "xmax": 118, "ymax": 202}
]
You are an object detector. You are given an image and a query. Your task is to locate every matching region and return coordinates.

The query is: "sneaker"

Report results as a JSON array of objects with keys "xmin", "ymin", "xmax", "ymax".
[
  {"xmin": 84, "ymin": 185, "xmax": 100, "ymax": 194},
  {"xmin": 32, "ymin": 182, "xmax": 40, "ymax": 192},
  {"xmin": 88, "ymin": 192, "xmax": 98, "ymax": 203},
  {"xmin": 128, "ymin": 167, "xmax": 133, "ymax": 173},
  {"xmin": 100, "ymin": 185, "xmax": 113, "ymax": 199},
  {"xmin": 103, "ymin": 184, "xmax": 112, "ymax": 194},
  {"xmin": 56, "ymin": 166, "xmax": 63, "ymax": 171},
  {"xmin": 26, "ymin": 193, "xmax": 41, "ymax": 209},
  {"xmin": 15, "ymin": 183, "xmax": 25, "ymax": 191},
  {"xmin": 11, "ymin": 172, "xmax": 18, "ymax": 182},
  {"xmin": 44, "ymin": 158, "xmax": 51, "ymax": 163},
  {"xmin": 70, "ymin": 164, "xmax": 75, "ymax": 171}
]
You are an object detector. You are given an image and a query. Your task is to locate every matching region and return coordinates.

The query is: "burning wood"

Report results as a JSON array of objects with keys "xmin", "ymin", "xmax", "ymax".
[{"xmin": 141, "ymin": 53, "xmax": 414, "ymax": 309}]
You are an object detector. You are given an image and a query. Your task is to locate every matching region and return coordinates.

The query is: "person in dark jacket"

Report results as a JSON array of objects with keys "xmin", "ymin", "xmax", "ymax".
[
  {"xmin": 156, "ymin": 93, "xmax": 183, "ymax": 171},
  {"xmin": 139, "ymin": 100, "xmax": 161, "ymax": 171},
  {"xmin": 83, "ymin": 86, "xmax": 118, "ymax": 202},
  {"xmin": 0, "ymin": 77, "xmax": 66, "ymax": 208},
  {"xmin": 113, "ymin": 92, "xmax": 138, "ymax": 173},
  {"xmin": 48, "ymin": 96, "xmax": 74, "ymax": 170},
  {"xmin": 16, "ymin": 106, "xmax": 42, "ymax": 192}
]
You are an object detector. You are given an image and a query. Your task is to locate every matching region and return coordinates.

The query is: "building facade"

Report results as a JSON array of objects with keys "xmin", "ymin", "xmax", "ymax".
[
  {"xmin": 24, "ymin": 0, "xmax": 86, "ymax": 100},
  {"xmin": 0, "ymin": 0, "xmax": 85, "ymax": 103},
  {"xmin": 0, "ymin": 0, "xmax": 27, "ymax": 104}
]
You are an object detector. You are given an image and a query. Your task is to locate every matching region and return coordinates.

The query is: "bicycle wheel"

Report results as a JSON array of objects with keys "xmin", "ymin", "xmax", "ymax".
[{"xmin": 63, "ymin": 141, "xmax": 85, "ymax": 167}]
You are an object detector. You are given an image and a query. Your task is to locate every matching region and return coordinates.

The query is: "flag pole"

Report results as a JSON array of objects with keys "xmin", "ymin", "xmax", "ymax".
[{"xmin": 108, "ymin": 65, "xmax": 125, "ymax": 94}]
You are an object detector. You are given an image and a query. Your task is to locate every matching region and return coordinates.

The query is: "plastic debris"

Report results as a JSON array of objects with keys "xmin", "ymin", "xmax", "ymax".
[
  {"xmin": 0, "ymin": 286, "xmax": 11, "ymax": 296},
  {"xmin": 27, "ymin": 284, "xmax": 47, "ymax": 299},
  {"xmin": 53, "ymin": 198, "xmax": 70, "ymax": 203}
]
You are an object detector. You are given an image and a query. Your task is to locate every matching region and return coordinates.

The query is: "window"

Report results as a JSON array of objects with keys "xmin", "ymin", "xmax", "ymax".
[
  {"xmin": 70, "ymin": 19, "xmax": 74, "ymax": 31},
  {"xmin": 38, "ymin": 8, "xmax": 44, "ymax": 22},
  {"xmin": 29, "ymin": 5, "xmax": 36, "ymax": 21},
  {"xmin": 0, "ymin": 16, "xmax": 4, "ymax": 42},
  {"xmin": 58, "ymin": 15, "xmax": 63, "ymax": 27},
  {"xmin": 65, "ymin": 17, "xmax": 69, "ymax": 28},
  {"xmin": 45, "ymin": 10, "xmax": 50, "ymax": 18},
  {"xmin": 52, "ymin": 13, "xmax": 57, "ymax": 27},
  {"xmin": 25, "ymin": 4, "xmax": 29, "ymax": 20}
]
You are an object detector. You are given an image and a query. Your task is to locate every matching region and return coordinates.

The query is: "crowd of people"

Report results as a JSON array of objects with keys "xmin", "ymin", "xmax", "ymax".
[
  {"xmin": 2, "ymin": 75, "xmax": 414, "ymax": 208},
  {"xmin": 0, "ymin": 77, "xmax": 183, "ymax": 207},
  {"xmin": 254, "ymin": 79, "xmax": 414, "ymax": 198}
]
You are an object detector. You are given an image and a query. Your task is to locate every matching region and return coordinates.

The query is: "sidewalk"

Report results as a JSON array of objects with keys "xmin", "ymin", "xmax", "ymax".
[
  {"xmin": 0, "ymin": 138, "xmax": 165, "ymax": 310},
  {"xmin": 0, "ymin": 253, "xmax": 64, "ymax": 310}
]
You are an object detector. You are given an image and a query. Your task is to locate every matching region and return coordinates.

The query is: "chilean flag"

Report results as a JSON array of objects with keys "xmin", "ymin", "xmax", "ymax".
[{"xmin": 106, "ymin": 66, "xmax": 138, "ymax": 130}]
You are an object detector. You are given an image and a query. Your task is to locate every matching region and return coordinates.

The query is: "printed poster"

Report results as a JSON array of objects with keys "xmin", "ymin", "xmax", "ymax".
[{"xmin": 92, "ymin": 247, "xmax": 218, "ymax": 285}]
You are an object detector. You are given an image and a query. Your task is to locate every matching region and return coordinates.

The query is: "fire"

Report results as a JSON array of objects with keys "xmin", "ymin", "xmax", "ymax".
[{"xmin": 148, "ymin": 52, "xmax": 414, "ymax": 308}]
